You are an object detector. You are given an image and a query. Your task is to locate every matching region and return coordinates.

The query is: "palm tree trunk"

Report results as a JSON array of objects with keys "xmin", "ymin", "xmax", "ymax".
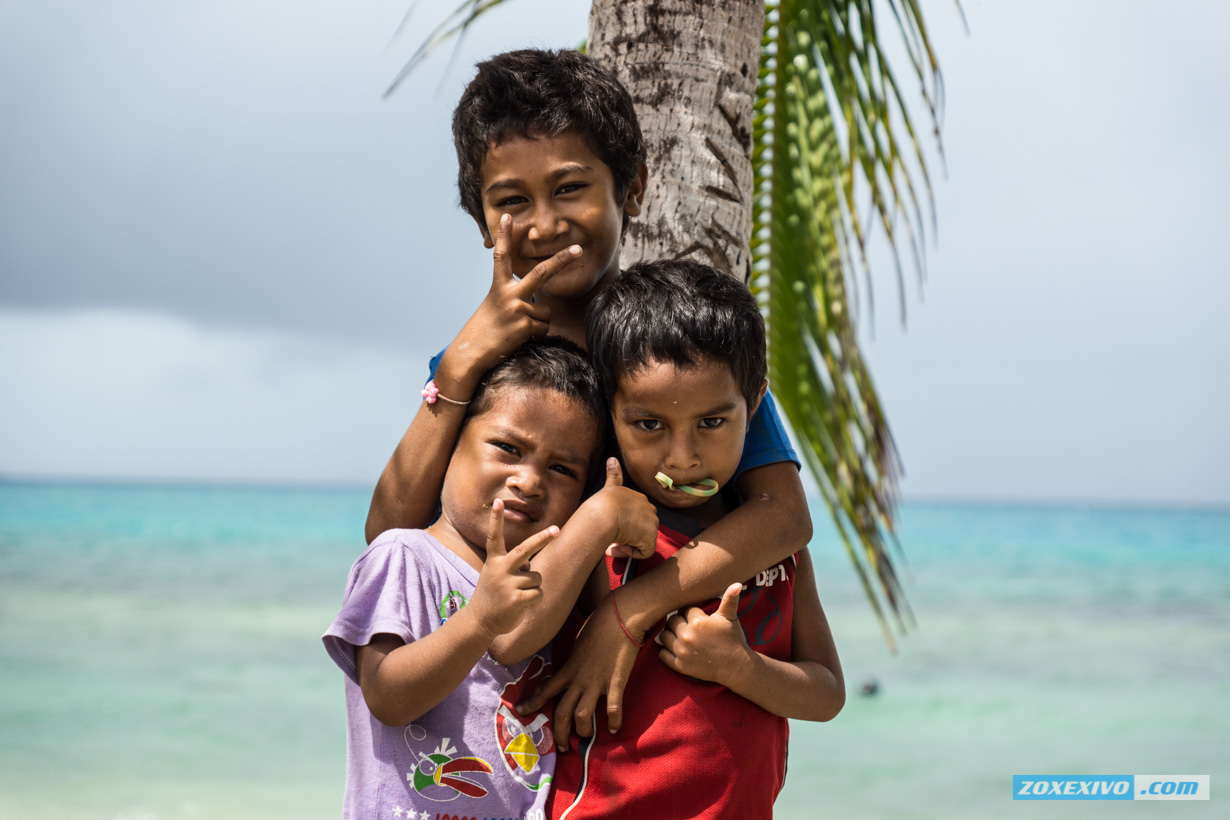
[{"xmin": 588, "ymin": 0, "xmax": 765, "ymax": 281}]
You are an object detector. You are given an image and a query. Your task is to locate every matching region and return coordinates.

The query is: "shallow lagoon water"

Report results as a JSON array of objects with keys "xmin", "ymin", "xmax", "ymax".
[{"xmin": 1, "ymin": 483, "xmax": 1225, "ymax": 818}]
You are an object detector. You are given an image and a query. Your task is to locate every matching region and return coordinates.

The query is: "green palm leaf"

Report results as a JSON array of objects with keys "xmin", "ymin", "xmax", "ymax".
[
  {"xmin": 384, "ymin": 0, "xmax": 509, "ymax": 97},
  {"xmin": 753, "ymin": 0, "xmax": 944, "ymax": 648}
]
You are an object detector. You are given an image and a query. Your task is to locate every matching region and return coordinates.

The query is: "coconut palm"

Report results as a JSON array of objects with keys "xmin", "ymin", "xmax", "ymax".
[{"xmin": 393, "ymin": 0, "xmax": 947, "ymax": 647}]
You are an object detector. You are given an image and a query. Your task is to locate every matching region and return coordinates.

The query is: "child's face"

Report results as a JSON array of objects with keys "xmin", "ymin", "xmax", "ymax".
[
  {"xmin": 439, "ymin": 387, "xmax": 598, "ymax": 554},
  {"xmin": 477, "ymin": 131, "xmax": 645, "ymax": 309},
  {"xmin": 610, "ymin": 357, "xmax": 766, "ymax": 513}
]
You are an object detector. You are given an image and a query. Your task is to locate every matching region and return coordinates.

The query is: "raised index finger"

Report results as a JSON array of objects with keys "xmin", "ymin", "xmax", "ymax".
[
  {"xmin": 491, "ymin": 214, "xmax": 515, "ymax": 285},
  {"xmin": 515, "ymin": 243, "xmax": 581, "ymax": 295},
  {"xmin": 485, "ymin": 499, "xmax": 507, "ymax": 557}
]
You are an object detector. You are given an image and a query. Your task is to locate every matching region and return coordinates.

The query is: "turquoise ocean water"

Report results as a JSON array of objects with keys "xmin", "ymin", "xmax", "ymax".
[{"xmin": 1, "ymin": 481, "xmax": 1226, "ymax": 819}]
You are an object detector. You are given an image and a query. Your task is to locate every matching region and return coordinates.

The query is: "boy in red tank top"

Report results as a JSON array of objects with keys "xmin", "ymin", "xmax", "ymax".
[{"xmin": 527, "ymin": 259, "xmax": 846, "ymax": 819}]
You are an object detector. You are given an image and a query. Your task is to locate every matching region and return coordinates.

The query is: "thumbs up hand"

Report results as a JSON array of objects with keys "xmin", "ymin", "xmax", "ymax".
[
  {"xmin": 656, "ymin": 583, "xmax": 750, "ymax": 684},
  {"xmin": 587, "ymin": 458, "xmax": 658, "ymax": 561}
]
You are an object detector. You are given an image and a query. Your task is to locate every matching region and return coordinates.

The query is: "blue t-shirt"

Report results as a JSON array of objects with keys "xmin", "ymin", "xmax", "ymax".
[{"xmin": 428, "ymin": 349, "xmax": 798, "ymax": 480}]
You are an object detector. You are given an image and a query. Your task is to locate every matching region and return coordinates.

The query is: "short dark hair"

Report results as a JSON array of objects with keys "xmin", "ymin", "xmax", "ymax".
[
  {"xmin": 465, "ymin": 337, "xmax": 606, "ymax": 439},
  {"xmin": 452, "ymin": 49, "xmax": 646, "ymax": 225},
  {"xmin": 587, "ymin": 260, "xmax": 767, "ymax": 407}
]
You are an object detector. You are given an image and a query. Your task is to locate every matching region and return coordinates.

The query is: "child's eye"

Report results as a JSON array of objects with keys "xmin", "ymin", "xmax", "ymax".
[
  {"xmin": 633, "ymin": 419, "xmax": 663, "ymax": 432},
  {"xmin": 492, "ymin": 441, "xmax": 520, "ymax": 456},
  {"xmin": 495, "ymin": 195, "xmax": 527, "ymax": 208},
  {"xmin": 557, "ymin": 182, "xmax": 586, "ymax": 195},
  {"xmin": 550, "ymin": 464, "xmax": 578, "ymax": 479},
  {"xmin": 698, "ymin": 417, "xmax": 726, "ymax": 430}
]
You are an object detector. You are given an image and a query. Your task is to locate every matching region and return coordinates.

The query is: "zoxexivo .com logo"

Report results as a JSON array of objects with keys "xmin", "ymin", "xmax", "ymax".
[{"xmin": 1013, "ymin": 775, "xmax": 1209, "ymax": 801}]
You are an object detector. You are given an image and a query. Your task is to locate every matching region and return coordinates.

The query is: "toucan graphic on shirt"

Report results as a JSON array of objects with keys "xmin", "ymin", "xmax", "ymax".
[{"xmin": 404, "ymin": 733, "xmax": 493, "ymax": 802}]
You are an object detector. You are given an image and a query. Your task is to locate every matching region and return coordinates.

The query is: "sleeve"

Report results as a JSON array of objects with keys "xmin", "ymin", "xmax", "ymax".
[
  {"xmin": 735, "ymin": 389, "xmax": 801, "ymax": 477},
  {"xmin": 427, "ymin": 348, "xmax": 444, "ymax": 382},
  {"xmin": 425, "ymin": 347, "xmax": 449, "ymax": 522},
  {"xmin": 322, "ymin": 533, "xmax": 436, "ymax": 685}
]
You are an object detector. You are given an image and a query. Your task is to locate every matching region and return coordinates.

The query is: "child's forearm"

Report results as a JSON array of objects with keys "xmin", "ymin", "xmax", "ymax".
[
  {"xmin": 727, "ymin": 546, "xmax": 843, "ymax": 721},
  {"xmin": 366, "ymin": 227, "xmax": 582, "ymax": 543},
  {"xmin": 658, "ymin": 548, "xmax": 844, "ymax": 721},
  {"xmin": 366, "ymin": 404, "xmax": 465, "ymax": 542},
  {"xmin": 721, "ymin": 653, "xmax": 845, "ymax": 721},
  {"xmin": 365, "ymin": 350, "xmax": 484, "ymax": 543},
  {"xmin": 616, "ymin": 461, "xmax": 811, "ymax": 632},
  {"xmin": 357, "ymin": 606, "xmax": 494, "ymax": 726}
]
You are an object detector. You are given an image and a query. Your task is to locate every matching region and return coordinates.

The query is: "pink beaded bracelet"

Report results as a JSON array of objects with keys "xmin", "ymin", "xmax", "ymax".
[{"xmin": 421, "ymin": 380, "xmax": 470, "ymax": 406}]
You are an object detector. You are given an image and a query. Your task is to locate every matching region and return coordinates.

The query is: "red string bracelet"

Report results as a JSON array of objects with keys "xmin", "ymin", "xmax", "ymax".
[{"xmin": 610, "ymin": 590, "xmax": 645, "ymax": 648}]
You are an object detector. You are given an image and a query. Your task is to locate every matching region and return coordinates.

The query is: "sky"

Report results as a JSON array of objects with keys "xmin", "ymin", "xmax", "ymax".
[{"xmin": 1, "ymin": 0, "xmax": 1228, "ymax": 506}]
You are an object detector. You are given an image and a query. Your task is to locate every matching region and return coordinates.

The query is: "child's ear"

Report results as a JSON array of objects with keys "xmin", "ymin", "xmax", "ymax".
[
  {"xmin": 622, "ymin": 162, "xmax": 649, "ymax": 217},
  {"xmin": 747, "ymin": 379, "xmax": 769, "ymax": 427},
  {"xmin": 476, "ymin": 214, "xmax": 495, "ymax": 249}
]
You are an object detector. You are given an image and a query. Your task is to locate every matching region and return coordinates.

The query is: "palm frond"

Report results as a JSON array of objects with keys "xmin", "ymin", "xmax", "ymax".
[
  {"xmin": 384, "ymin": 0, "xmax": 508, "ymax": 98},
  {"xmin": 753, "ymin": 0, "xmax": 944, "ymax": 646}
]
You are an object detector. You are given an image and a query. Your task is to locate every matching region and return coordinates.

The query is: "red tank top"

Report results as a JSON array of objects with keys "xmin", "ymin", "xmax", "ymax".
[{"xmin": 548, "ymin": 523, "xmax": 797, "ymax": 820}]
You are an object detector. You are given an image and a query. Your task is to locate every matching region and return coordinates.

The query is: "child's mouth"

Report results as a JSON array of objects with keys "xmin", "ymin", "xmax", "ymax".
[
  {"xmin": 500, "ymin": 499, "xmax": 538, "ymax": 523},
  {"xmin": 654, "ymin": 472, "xmax": 719, "ymax": 498}
]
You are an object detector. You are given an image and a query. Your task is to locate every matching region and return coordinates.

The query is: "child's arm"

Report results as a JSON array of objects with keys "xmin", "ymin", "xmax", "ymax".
[
  {"xmin": 516, "ymin": 462, "xmax": 806, "ymax": 742},
  {"xmin": 657, "ymin": 548, "xmax": 844, "ymax": 721},
  {"xmin": 364, "ymin": 216, "xmax": 581, "ymax": 543},
  {"xmin": 518, "ymin": 460, "xmax": 811, "ymax": 747},
  {"xmin": 355, "ymin": 504, "xmax": 559, "ymax": 726},
  {"xmin": 576, "ymin": 553, "xmax": 618, "ymax": 616},
  {"xmin": 620, "ymin": 461, "xmax": 810, "ymax": 611},
  {"xmin": 488, "ymin": 459, "xmax": 658, "ymax": 666}
]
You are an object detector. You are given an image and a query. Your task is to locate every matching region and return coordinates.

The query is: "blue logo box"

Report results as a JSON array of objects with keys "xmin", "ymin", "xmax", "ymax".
[{"xmin": 1013, "ymin": 775, "xmax": 1134, "ymax": 800}]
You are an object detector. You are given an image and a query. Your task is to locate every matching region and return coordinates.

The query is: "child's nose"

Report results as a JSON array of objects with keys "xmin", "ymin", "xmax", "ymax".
[
  {"xmin": 506, "ymin": 469, "xmax": 544, "ymax": 498},
  {"xmin": 526, "ymin": 205, "xmax": 565, "ymax": 243},
  {"xmin": 664, "ymin": 434, "xmax": 700, "ymax": 471}
]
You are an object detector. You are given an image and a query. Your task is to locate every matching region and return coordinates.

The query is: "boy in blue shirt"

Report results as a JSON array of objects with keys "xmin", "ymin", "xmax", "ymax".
[{"xmin": 365, "ymin": 48, "xmax": 813, "ymax": 742}]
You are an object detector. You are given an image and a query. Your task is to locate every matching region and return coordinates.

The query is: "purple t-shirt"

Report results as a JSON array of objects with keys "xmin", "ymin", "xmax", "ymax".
[{"xmin": 323, "ymin": 529, "xmax": 556, "ymax": 820}]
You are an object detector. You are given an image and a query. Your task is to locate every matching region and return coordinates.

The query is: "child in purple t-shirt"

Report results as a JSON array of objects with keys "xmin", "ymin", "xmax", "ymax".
[{"xmin": 324, "ymin": 339, "xmax": 656, "ymax": 820}]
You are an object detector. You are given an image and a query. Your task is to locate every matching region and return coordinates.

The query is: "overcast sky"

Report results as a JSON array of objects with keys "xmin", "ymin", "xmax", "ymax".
[{"xmin": 2, "ymin": 0, "xmax": 1228, "ymax": 505}]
